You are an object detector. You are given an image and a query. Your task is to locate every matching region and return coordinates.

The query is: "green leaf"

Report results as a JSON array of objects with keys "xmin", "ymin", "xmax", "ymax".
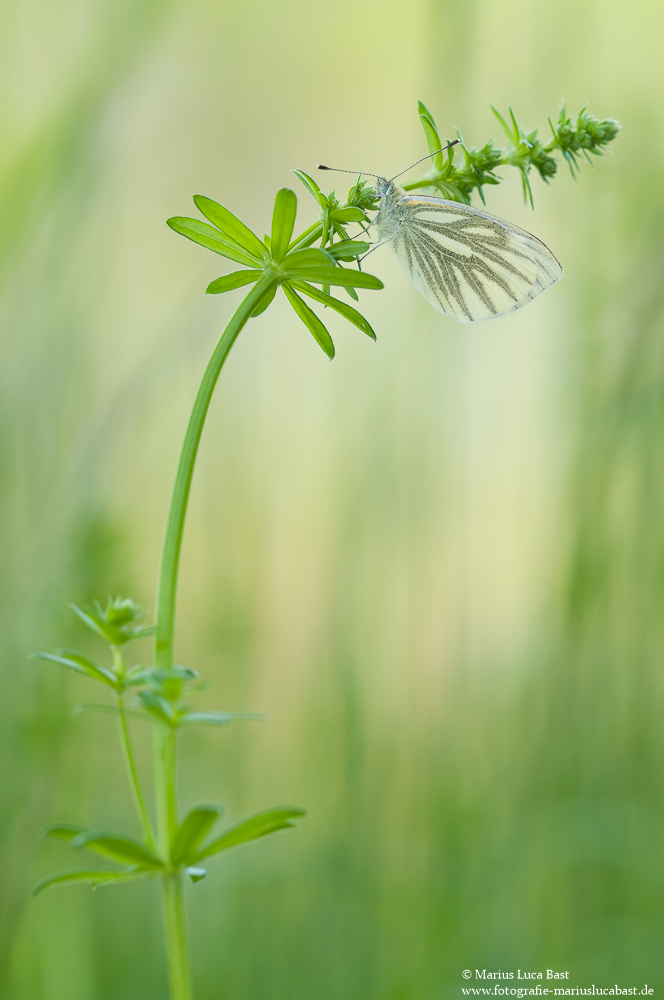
[
  {"xmin": 32, "ymin": 867, "xmax": 154, "ymax": 896},
  {"xmin": 131, "ymin": 625, "xmax": 156, "ymax": 640},
  {"xmin": 490, "ymin": 105, "xmax": 517, "ymax": 144},
  {"xmin": 72, "ymin": 830, "xmax": 164, "ymax": 868},
  {"xmin": 147, "ymin": 666, "xmax": 199, "ymax": 691},
  {"xmin": 270, "ymin": 189, "xmax": 298, "ymax": 263},
  {"xmin": 68, "ymin": 603, "xmax": 109, "ymax": 640},
  {"xmin": 31, "ymin": 651, "xmax": 116, "ymax": 687},
  {"xmin": 206, "ymin": 270, "xmax": 262, "ymax": 294},
  {"xmin": 251, "ymin": 283, "xmax": 278, "ymax": 318},
  {"xmin": 186, "ymin": 867, "xmax": 207, "ymax": 883},
  {"xmin": 196, "ymin": 807, "xmax": 307, "ymax": 861},
  {"xmin": 138, "ymin": 690, "xmax": 178, "ymax": 726},
  {"xmin": 167, "ymin": 218, "xmax": 261, "ymax": 268},
  {"xmin": 71, "ymin": 703, "xmax": 148, "ymax": 721},
  {"xmin": 179, "ymin": 710, "xmax": 265, "ymax": 727},
  {"xmin": 330, "ymin": 207, "xmax": 365, "ymax": 223},
  {"xmin": 292, "ymin": 169, "xmax": 327, "ymax": 207},
  {"xmin": 290, "ymin": 280, "xmax": 376, "ymax": 340},
  {"xmin": 193, "ymin": 195, "xmax": 267, "ymax": 260},
  {"xmin": 43, "ymin": 823, "xmax": 87, "ymax": 842},
  {"xmin": 171, "ymin": 805, "xmax": 223, "ymax": 865},
  {"xmin": 283, "ymin": 284, "xmax": 335, "ymax": 359},
  {"xmin": 283, "ymin": 248, "xmax": 335, "ymax": 269},
  {"xmin": 418, "ymin": 100, "xmax": 444, "ymax": 170},
  {"xmin": 58, "ymin": 649, "xmax": 118, "ymax": 684},
  {"xmin": 321, "ymin": 206, "xmax": 330, "ymax": 247},
  {"xmin": 68, "ymin": 598, "xmax": 154, "ymax": 646},
  {"xmin": 123, "ymin": 667, "xmax": 156, "ymax": 687},
  {"xmin": 284, "ymin": 266, "xmax": 383, "ymax": 290},
  {"xmin": 287, "ymin": 223, "xmax": 325, "ymax": 254},
  {"xmin": 324, "ymin": 241, "xmax": 370, "ymax": 260}
]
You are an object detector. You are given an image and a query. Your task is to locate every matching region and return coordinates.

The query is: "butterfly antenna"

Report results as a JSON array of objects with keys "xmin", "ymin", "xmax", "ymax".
[
  {"xmin": 389, "ymin": 140, "xmax": 459, "ymax": 182},
  {"xmin": 317, "ymin": 165, "xmax": 381, "ymax": 179}
]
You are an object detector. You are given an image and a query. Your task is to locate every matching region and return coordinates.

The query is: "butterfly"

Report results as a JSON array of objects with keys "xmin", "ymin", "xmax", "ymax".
[{"xmin": 319, "ymin": 147, "xmax": 563, "ymax": 324}]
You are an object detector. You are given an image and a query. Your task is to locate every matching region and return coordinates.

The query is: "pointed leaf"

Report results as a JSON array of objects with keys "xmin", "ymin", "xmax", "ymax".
[
  {"xmin": 72, "ymin": 830, "xmax": 164, "ymax": 868},
  {"xmin": 287, "ymin": 225, "xmax": 325, "ymax": 254},
  {"xmin": 193, "ymin": 195, "xmax": 267, "ymax": 259},
  {"xmin": 321, "ymin": 206, "xmax": 330, "ymax": 247},
  {"xmin": 180, "ymin": 710, "xmax": 266, "ymax": 727},
  {"xmin": 324, "ymin": 241, "xmax": 370, "ymax": 261},
  {"xmin": 186, "ymin": 680, "xmax": 213, "ymax": 694},
  {"xmin": 292, "ymin": 169, "xmax": 327, "ymax": 208},
  {"xmin": 186, "ymin": 867, "xmax": 207, "ymax": 883},
  {"xmin": 32, "ymin": 867, "xmax": 154, "ymax": 896},
  {"xmin": 283, "ymin": 284, "xmax": 335, "ymax": 359},
  {"xmin": 68, "ymin": 603, "xmax": 109, "ymax": 639},
  {"xmin": 129, "ymin": 624, "xmax": 156, "ymax": 639},
  {"xmin": 271, "ymin": 189, "xmax": 298, "ymax": 263},
  {"xmin": 283, "ymin": 248, "xmax": 335, "ymax": 269},
  {"xmin": 59, "ymin": 649, "xmax": 117, "ymax": 684},
  {"xmin": 330, "ymin": 207, "xmax": 365, "ymax": 223},
  {"xmin": 418, "ymin": 100, "xmax": 444, "ymax": 169},
  {"xmin": 31, "ymin": 651, "xmax": 116, "ymax": 687},
  {"xmin": 138, "ymin": 690, "xmax": 178, "ymax": 727},
  {"xmin": 43, "ymin": 823, "xmax": 88, "ymax": 842},
  {"xmin": 508, "ymin": 106, "xmax": 523, "ymax": 143},
  {"xmin": 490, "ymin": 105, "xmax": 516, "ymax": 144},
  {"xmin": 171, "ymin": 805, "xmax": 223, "ymax": 865},
  {"xmin": 206, "ymin": 270, "xmax": 262, "ymax": 294},
  {"xmin": 284, "ymin": 266, "xmax": 383, "ymax": 290},
  {"xmin": 72, "ymin": 703, "xmax": 148, "ymax": 721},
  {"xmin": 290, "ymin": 280, "xmax": 376, "ymax": 340},
  {"xmin": 149, "ymin": 665, "xmax": 199, "ymax": 687},
  {"xmin": 167, "ymin": 218, "xmax": 261, "ymax": 268},
  {"xmin": 251, "ymin": 283, "xmax": 278, "ymax": 318},
  {"xmin": 196, "ymin": 807, "xmax": 307, "ymax": 861},
  {"xmin": 123, "ymin": 667, "xmax": 157, "ymax": 687}
]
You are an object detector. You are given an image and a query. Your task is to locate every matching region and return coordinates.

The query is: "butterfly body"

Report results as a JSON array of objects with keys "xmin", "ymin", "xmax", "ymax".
[{"xmin": 373, "ymin": 178, "xmax": 563, "ymax": 323}]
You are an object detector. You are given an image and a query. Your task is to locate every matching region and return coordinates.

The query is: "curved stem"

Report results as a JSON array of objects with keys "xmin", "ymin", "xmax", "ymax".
[
  {"xmin": 154, "ymin": 271, "xmax": 276, "ymax": 672},
  {"xmin": 152, "ymin": 270, "xmax": 277, "ymax": 1000}
]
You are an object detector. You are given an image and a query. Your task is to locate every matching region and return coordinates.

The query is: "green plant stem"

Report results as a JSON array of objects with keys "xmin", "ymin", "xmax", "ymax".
[
  {"xmin": 117, "ymin": 694, "xmax": 158, "ymax": 853},
  {"xmin": 401, "ymin": 175, "xmax": 437, "ymax": 191},
  {"xmin": 152, "ymin": 268, "xmax": 277, "ymax": 1000},
  {"xmin": 162, "ymin": 874, "xmax": 192, "ymax": 1000},
  {"xmin": 112, "ymin": 643, "xmax": 158, "ymax": 852},
  {"xmin": 154, "ymin": 725, "xmax": 178, "ymax": 854},
  {"xmin": 154, "ymin": 269, "xmax": 276, "ymax": 673}
]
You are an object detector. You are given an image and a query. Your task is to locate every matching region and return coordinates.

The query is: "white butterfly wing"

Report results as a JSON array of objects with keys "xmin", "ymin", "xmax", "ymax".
[{"xmin": 382, "ymin": 192, "xmax": 563, "ymax": 323}]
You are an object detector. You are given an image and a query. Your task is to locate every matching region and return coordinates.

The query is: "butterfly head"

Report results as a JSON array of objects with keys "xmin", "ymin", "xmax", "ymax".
[
  {"xmin": 374, "ymin": 177, "xmax": 391, "ymax": 199},
  {"xmin": 373, "ymin": 178, "xmax": 406, "ymax": 242},
  {"xmin": 375, "ymin": 177, "xmax": 405, "ymax": 209}
]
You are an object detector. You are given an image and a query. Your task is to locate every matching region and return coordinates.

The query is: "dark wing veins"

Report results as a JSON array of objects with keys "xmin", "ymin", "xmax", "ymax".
[
  {"xmin": 397, "ymin": 214, "xmax": 534, "ymax": 318},
  {"xmin": 413, "ymin": 214, "xmax": 537, "ymax": 281}
]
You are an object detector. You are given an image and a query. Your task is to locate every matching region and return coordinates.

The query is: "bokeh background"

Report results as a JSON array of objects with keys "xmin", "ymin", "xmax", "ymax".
[{"xmin": 2, "ymin": 0, "xmax": 664, "ymax": 997}]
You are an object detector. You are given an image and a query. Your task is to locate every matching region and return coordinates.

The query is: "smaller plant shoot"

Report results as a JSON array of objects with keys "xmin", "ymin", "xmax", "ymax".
[{"xmin": 34, "ymin": 100, "xmax": 619, "ymax": 1000}]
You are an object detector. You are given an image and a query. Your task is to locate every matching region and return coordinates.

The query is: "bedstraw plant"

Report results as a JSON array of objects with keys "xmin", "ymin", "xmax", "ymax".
[{"xmin": 32, "ymin": 100, "xmax": 619, "ymax": 1000}]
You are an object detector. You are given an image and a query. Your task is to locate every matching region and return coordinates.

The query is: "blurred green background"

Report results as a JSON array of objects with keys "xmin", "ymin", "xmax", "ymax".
[{"xmin": 2, "ymin": 0, "xmax": 664, "ymax": 997}]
